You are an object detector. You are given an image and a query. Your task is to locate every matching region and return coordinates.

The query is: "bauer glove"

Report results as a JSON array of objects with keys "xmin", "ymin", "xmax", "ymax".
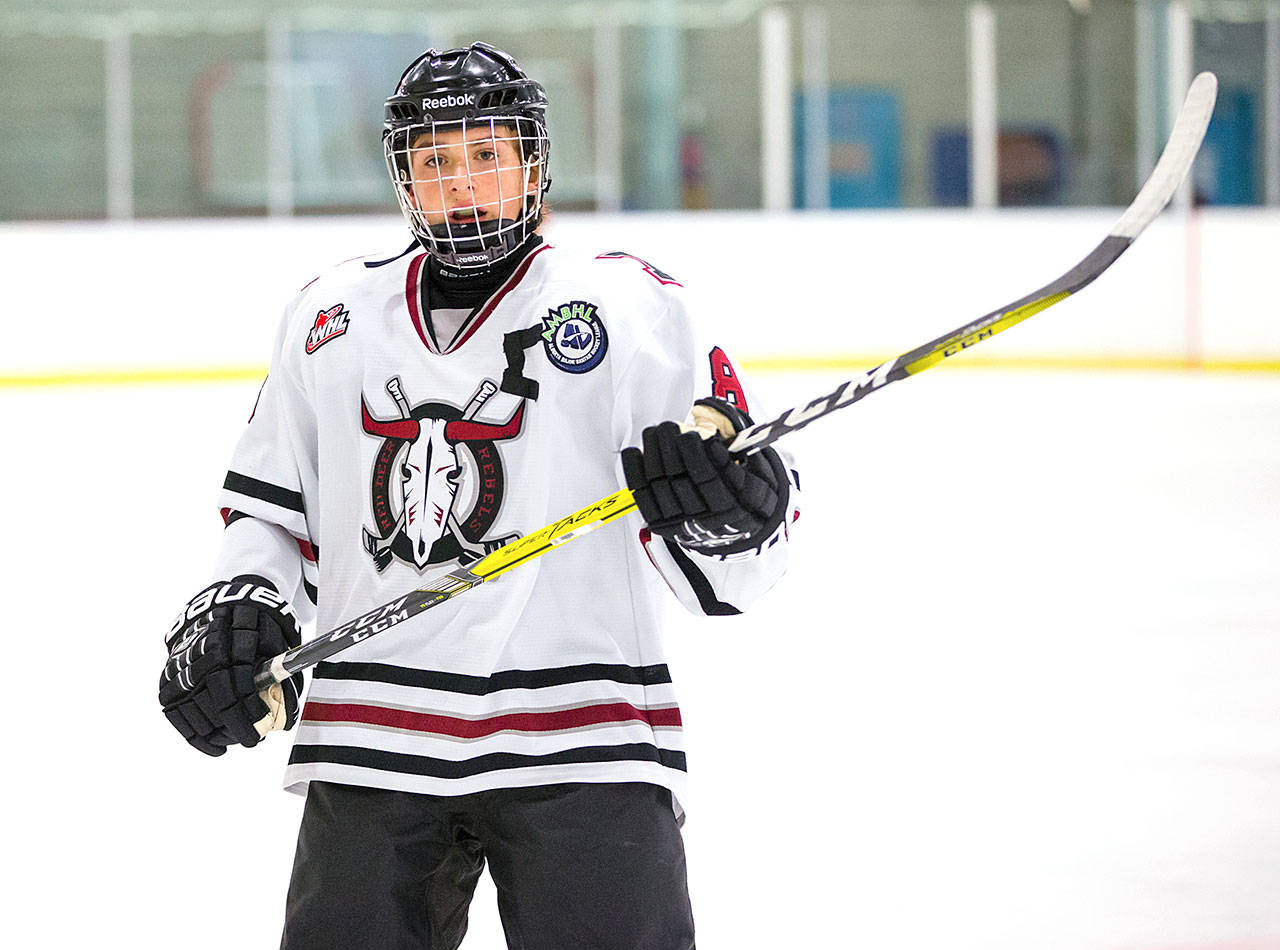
[
  {"xmin": 621, "ymin": 397, "xmax": 789, "ymax": 556},
  {"xmin": 159, "ymin": 576, "xmax": 304, "ymax": 757}
]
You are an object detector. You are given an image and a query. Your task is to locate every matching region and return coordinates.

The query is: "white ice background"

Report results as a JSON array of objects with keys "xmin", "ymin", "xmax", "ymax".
[
  {"xmin": 1, "ymin": 214, "xmax": 1277, "ymax": 949},
  {"xmin": 3, "ymin": 368, "xmax": 1277, "ymax": 949}
]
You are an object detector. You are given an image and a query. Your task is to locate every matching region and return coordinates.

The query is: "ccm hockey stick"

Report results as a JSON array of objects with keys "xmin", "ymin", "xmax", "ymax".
[
  {"xmin": 732, "ymin": 71, "xmax": 1218, "ymax": 453},
  {"xmin": 254, "ymin": 72, "xmax": 1217, "ymax": 692}
]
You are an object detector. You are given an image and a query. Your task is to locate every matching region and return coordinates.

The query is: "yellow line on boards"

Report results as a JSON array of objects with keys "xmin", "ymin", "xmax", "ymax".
[
  {"xmin": 2, "ymin": 355, "xmax": 1280, "ymax": 391},
  {"xmin": 0, "ymin": 366, "xmax": 268, "ymax": 389}
]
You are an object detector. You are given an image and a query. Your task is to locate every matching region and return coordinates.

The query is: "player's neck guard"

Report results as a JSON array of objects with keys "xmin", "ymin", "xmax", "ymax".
[{"xmin": 426, "ymin": 233, "xmax": 543, "ymax": 306}]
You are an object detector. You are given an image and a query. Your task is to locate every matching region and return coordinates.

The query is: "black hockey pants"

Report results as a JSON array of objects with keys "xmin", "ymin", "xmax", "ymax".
[{"xmin": 280, "ymin": 780, "xmax": 696, "ymax": 950}]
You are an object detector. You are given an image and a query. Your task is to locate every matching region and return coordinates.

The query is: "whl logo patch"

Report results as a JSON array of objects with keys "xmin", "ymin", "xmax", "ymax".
[
  {"xmin": 542, "ymin": 300, "xmax": 608, "ymax": 374},
  {"xmin": 305, "ymin": 303, "xmax": 351, "ymax": 354}
]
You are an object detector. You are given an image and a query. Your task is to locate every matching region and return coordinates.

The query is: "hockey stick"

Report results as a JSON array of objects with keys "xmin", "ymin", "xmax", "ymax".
[
  {"xmin": 731, "ymin": 71, "xmax": 1218, "ymax": 453},
  {"xmin": 253, "ymin": 72, "xmax": 1217, "ymax": 692}
]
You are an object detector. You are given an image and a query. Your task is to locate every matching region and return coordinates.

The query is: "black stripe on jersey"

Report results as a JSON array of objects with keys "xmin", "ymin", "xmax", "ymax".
[
  {"xmin": 289, "ymin": 742, "xmax": 687, "ymax": 778},
  {"xmin": 313, "ymin": 661, "xmax": 673, "ymax": 695},
  {"xmin": 223, "ymin": 471, "xmax": 306, "ymax": 514},
  {"xmin": 662, "ymin": 540, "xmax": 741, "ymax": 616},
  {"xmin": 303, "ymin": 578, "xmax": 318, "ymax": 606},
  {"xmin": 224, "ymin": 509, "xmax": 251, "ymax": 527}
]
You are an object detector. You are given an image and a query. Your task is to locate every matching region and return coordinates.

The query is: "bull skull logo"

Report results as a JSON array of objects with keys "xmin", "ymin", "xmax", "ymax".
[{"xmin": 361, "ymin": 377, "xmax": 525, "ymax": 572}]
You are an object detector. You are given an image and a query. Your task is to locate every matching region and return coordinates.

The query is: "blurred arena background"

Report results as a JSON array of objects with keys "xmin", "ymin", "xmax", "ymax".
[
  {"xmin": 3, "ymin": 0, "xmax": 1278, "ymax": 379},
  {"xmin": 2, "ymin": 2, "xmax": 1278, "ymax": 949},
  {"xmin": 4, "ymin": 0, "xmax": 1280, "ymax": 218},
  {"xmin": 2, "ymin": 0, "xmax": 1280, "ymax": 217}
]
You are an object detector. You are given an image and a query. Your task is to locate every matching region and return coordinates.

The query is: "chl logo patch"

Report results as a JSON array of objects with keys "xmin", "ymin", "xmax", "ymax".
[
  {"xmin": 305, "ymin": 303, "xmax": 351, "ymax": 354},
  {"xmin": 542, "ymin": 300, "xmax": 608, "ymax": 374}
]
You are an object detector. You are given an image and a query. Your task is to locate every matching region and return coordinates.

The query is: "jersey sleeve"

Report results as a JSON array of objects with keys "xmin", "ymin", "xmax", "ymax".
[
  {"xmin": 213, "ymin": 306, "xmax": 319, "ymax": 622},
  {"xmin": 611, "ymin": 282, "xmax": 800, "ymax": 617}
]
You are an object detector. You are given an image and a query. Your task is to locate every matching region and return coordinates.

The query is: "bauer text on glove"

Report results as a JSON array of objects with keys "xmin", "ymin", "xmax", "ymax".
[{"xmin": 158, "ymin": 576, "xmax": 304, "ymax": 756}]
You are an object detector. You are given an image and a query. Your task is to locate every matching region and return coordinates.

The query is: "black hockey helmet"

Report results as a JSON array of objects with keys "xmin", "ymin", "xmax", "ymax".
[{"xmin": 383, "ymin": 42, "xmax": 551, "ymax": 270}]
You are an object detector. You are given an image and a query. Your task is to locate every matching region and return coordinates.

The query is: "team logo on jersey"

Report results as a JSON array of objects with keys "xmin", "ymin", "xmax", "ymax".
[
  {"xmin": 305, "ymin": 303, "xmax": 351, "ymax": 354},
  {"xmin": 541, "ymin": 300, "xmax": 608, "ymax": 375},
  {"xmin": 360, "ymin": 376, "xmax": 525, "ymax": 572}
]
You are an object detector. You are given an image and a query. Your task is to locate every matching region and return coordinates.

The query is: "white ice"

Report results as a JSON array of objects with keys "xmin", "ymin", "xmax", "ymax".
[{"xmin": 2, "ymin": 365, "xmax": 1277, "ymax": 949}]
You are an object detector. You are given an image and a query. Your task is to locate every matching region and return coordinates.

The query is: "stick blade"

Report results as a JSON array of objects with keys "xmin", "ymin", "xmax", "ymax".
[{"xmin": 1112, "ymin": 71, "xmax": 1217, "ymax": 240}]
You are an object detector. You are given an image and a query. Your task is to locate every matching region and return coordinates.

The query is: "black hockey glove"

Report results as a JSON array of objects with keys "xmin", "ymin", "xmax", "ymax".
[
  {"xmin": 621, "ymin": 397, "xmax": 789, "ymax": 556},
  {"xmin": 159, "ymin": 576, "xmax": 303, "ymax": 757}
]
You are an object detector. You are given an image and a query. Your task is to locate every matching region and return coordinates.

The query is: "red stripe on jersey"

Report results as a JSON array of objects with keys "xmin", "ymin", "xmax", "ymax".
[
  {"xmin": 219, "ymin": 508, "xmax": 317, "ymax": 561},
  {"xmin": 404, "ymin": 245, "xmax": 549, "ymax": 355},
  {"xmin": 637, "ymin": 526, "xmax": 662, "ymax": 574},
  {"xmin": 302, "ymin": 699, "xmax": 682, "ymax": 738},
  {"xmin": 404, "ymin": 253, "xmax": 431, "ymax": 350},
  {"xmin": 445, "ymin": 243, "xmax": 552, "ymax": 353}
]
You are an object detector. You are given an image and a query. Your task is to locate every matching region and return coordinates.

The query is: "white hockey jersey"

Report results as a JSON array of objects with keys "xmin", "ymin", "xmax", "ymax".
[{"xmin": 212, "ymin": 240, "xmax": 800, "ymax": 804}]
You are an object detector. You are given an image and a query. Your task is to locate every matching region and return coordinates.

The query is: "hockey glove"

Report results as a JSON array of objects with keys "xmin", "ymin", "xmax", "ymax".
[
  {"xmin": 621, "ymin": 397, "xmax": 789, "ymax": 556},
  {"xmin": 159, "ymin": 576, "xmax": 304, "ymax": 757}
]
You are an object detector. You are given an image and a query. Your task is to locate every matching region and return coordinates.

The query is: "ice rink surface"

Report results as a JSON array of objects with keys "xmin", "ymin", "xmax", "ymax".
[{"xmin": 3, "ymin": 366, "xmax": 1277, "ymax": 949}]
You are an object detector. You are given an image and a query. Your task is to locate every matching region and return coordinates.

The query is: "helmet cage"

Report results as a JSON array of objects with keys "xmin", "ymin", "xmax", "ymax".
[
  {"xmin": 383, "ymin": 45, "xmax": 551, "ymax": 270},
  {"xmin": 384, "ymin": 115, "xmax": 548, "ymax": 270}
]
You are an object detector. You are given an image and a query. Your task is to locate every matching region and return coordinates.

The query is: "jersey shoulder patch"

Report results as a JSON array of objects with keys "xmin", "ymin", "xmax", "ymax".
[{"xmin": 285, "ymin": 254, "xmax": 390, "ymax": 360}]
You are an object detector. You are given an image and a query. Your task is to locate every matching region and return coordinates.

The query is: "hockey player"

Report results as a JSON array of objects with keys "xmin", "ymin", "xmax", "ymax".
[{"xmin": 159, "ymin": 42, "xmax": 798, "ymax": 950}]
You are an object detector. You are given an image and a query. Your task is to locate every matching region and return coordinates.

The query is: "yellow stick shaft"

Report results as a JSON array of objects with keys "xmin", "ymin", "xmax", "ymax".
[{"xmin": 471, "ymin": 487, "xmax": 639, "ymax": 581}]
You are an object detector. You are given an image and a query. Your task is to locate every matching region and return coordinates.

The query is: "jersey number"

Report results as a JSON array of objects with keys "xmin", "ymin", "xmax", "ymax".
[{"xmin": 708, "ymin": 347, "xmax": 748, "ymax": 414}]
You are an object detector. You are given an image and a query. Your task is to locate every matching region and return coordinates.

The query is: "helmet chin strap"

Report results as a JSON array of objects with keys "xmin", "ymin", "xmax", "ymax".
[{"xmin": 425, "ymin": 216, "xmax": 532, "ymax": 270}]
